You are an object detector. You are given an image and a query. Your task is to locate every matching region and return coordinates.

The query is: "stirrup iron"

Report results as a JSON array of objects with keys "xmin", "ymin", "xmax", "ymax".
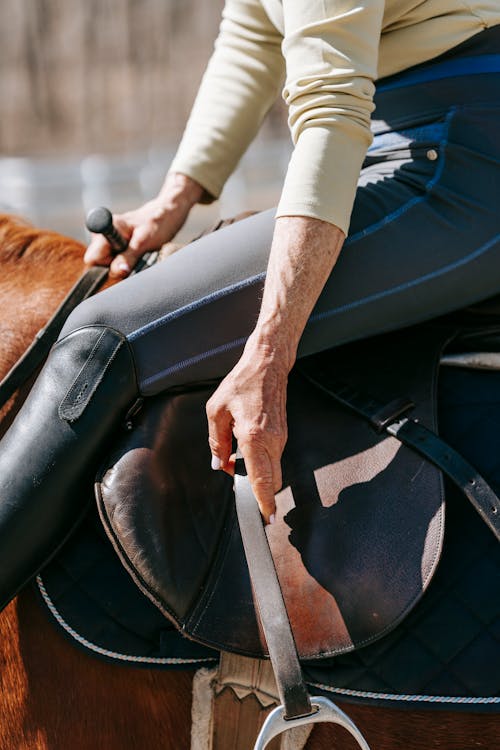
[{"xmin": 254, "ymin": 696, "xmax": 370, "ymax": 749}]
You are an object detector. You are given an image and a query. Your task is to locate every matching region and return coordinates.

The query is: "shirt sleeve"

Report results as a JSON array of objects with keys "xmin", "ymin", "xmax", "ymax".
[
  {"xmin": 169, "ymin": 0, "xmax": 285, "ymax": 202},
  {"xmin": 276, "ymin": 1, "xmax": 384, "ymax": 234}
]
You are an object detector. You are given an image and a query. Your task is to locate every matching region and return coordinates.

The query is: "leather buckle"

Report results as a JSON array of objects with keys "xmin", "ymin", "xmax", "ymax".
[{"xmin": 369, "ymin": 396, "xmax": 414, "ymax": 432}]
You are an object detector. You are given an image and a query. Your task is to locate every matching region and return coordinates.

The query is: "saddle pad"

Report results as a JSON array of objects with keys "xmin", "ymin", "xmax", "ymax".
[
  {"xmin": 36, "ymin": 511, "xmax": 217, "ymax": 668},
  {"xmin": 35, "ymin": 365, "xmax": 499, "ymax": 709},
  {"xmin": 304, "ymin": 366, "xmax": 500, "ymax": 711},
  {"xmin": 96, "ymin": 325, "xmax": 450, "ymax": 660}
]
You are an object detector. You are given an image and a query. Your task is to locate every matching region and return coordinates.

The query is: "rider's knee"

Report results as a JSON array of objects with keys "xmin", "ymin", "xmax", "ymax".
[{"xmin": 58, "ymin": 293, "xmax": 121, "ymax": 341}]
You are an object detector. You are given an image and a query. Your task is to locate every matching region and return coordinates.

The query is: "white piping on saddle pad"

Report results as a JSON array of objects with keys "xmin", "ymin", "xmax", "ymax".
[
  {"xmin": 440, "ymin": 352, "xmax": 500, "ymax": 370},
  {"xmin": 308, "ymin": 682, "xmax": 500, "ymax": 707},
  {"xmin": 37, "ymin": 576, "xmax": 499, "ymax": 706},
  {"xmin": 36, "ymin": 575, "xmax": 216, "ymax": 666}
]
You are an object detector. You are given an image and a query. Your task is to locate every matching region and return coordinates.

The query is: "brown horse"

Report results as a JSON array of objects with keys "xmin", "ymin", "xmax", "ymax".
[{"xmin": 0, "ymin": 213, "xmax": 496, "ymax": 749}]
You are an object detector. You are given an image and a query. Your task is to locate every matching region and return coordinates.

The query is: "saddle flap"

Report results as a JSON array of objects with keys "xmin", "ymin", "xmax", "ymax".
[{"xmin": 96, "ymin": 324, "xmax": 448, "ymax": 659}]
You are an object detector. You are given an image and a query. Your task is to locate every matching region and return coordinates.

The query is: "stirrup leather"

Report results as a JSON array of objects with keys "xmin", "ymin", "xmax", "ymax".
[{"xmin": 234, "ymin": 472, "xmax": 371, "ymax": 750}]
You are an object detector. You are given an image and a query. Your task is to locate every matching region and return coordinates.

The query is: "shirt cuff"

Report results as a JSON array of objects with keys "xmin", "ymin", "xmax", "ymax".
[
  {"xmin": 168, "ymin": 160, "xmax": 222, "ymax": 205},
  {"xmin": 275, "ymin": 123, "xmax": 372, "ymax": 236}
]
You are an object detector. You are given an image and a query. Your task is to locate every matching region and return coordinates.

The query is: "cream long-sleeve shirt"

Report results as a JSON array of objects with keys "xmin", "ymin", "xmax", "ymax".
[{"xmin": 170, "ymin": 1, "xmax": 500, "ymax": 235}]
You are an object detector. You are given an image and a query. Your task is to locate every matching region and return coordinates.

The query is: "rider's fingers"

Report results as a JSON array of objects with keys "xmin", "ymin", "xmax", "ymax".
[
  {"xmin": 108, "ymin": 249, "xmax": 140, "ymax": 278},
  {"xmin": 270, "ymin": 455, "xmax": 283, "ymax": 495},
  {"xmin": 108, "ymin": 224, "xmax": 153, "ymax": 278},
  {"xmin": 224, "ymin": 452, "xmax": 237, "ymax": 477},
  {"xmin": 206, "ymin": 400, "xmax": 234, "ymax": 471},
  {"xmin": 239, "ymin": 442, "xmax": 277, "ymax": 524},
  {"xmin": 84, "ymin": 213, "xmax": 131, "ymax": 268},
  {"xmin": 84, "ymin": 234, "xmax": 114, "ymax": 267}
]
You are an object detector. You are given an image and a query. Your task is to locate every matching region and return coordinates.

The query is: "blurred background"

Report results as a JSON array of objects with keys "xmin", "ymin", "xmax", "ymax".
[{"xmin": 0, "ymin": 0, "xmax": 290, "ymax": 243}]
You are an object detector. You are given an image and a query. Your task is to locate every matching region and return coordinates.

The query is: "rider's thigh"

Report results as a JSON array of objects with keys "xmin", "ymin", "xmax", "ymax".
[{"xmin": 298, "ymin": 103, "xmax": 500, "ymax": 358}]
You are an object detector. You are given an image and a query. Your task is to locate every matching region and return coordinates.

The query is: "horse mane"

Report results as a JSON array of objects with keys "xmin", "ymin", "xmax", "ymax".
[{"xmin": 0, "ymin": 213, "xmax": 85, "ymax": 267}]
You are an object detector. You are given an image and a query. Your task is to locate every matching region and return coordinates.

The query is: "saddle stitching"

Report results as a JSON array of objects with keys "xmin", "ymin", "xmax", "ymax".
[{"xmin": 39, "ymin": 335, "xmax": 500, "ymax": 706}]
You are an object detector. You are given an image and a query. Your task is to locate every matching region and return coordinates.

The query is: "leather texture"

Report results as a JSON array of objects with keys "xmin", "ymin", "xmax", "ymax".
[
  {"xmin": 0, "ymin": 325, "xmax": 138, "ymax": 610},
  {"xmin": 234, "ymin": 470, "xmax": 312, "ymax": 719},
  {"xmin": 96, "ymin": 323, "xmax": 453, "ymax": 659},
  {"xmin": 37, "ymin": 354, "xmax": 499, "ymax": 709}
]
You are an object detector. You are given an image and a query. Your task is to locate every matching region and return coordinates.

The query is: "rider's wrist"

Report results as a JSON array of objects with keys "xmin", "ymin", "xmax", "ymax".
[
  {"xmin": 246, "ymin": 322, "xmax": 297, "ymax": 375},
  {"xmin": 158, "ymin": 172, "xmax": 204, "ymax": 214}
]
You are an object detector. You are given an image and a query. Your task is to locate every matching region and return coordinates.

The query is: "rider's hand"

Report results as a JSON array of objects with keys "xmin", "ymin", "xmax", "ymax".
[
  {"xmin": 206, "ymin": 332, "xmax": 290, "ymax": 524},
  {"xmin": 206, "ymin": 216, "xmax": 345, "ymax": 524},
  {"xmin": 84, "ymin": 172, "xmax": 204, "ymax": 278}
]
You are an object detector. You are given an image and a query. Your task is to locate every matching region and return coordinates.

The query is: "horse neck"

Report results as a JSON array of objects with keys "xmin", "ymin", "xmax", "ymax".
[{"xmin": 0, "ymin": 216, "xmax": 87, "ymax": 430}]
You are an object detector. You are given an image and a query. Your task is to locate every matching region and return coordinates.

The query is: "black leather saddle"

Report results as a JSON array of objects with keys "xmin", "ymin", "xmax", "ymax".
[
  {"xmin": 35, "ymin": 354, "xmax": 499, "ymax": 707},
  {"xmin": 94, "ymin": 314, "xmax": 500, "ymax": 663}
]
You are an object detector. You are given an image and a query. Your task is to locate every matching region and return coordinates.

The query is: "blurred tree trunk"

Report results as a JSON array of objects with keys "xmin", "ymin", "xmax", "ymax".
[{"xmin": 0, "ymin": 0, "xmax": 269, "ymax": 156}]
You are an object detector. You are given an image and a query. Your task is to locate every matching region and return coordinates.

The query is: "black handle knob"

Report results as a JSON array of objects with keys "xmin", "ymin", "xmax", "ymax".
[{"xmin": 86, "ymin": 206, "xmax": 128, "ymax": 254}]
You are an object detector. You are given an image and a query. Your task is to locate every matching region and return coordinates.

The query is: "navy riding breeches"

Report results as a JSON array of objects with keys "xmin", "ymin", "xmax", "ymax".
[{"xmin": 61, "ymin": 27, "xmax": 500, "ymax": 396}]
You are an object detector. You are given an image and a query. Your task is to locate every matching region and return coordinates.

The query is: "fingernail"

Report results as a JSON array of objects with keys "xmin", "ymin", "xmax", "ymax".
[
  {"xmin": 211, "ymin": 455, "xmax": 221, "ymax": 470},
  {"xmin": 117, "ymin": 261, "xmax": 130, "ymax": 273},
  {"xmin": 269, "ymin": 514, "xmax": 275, "ymax": 525}
]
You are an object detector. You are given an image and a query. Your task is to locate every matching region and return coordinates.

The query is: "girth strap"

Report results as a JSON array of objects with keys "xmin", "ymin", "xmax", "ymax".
[{"xmin": 301, "ymin": 371, "xmax": 500, "ymax": 541}]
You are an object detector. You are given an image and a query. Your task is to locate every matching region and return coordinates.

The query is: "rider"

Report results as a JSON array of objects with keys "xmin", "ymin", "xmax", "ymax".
[{"xmin": 0, "ymin": 1, "xmax": 499, "ymax": 611}]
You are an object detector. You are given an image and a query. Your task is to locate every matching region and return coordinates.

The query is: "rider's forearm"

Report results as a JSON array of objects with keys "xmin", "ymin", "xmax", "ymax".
[
  {"xmin": 206, "ymin": 214, "xmax": 345, "ymax": 519},
  {"xmin": 250, "ymin": 215, "xmax": 345, "ymax": 370}
]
